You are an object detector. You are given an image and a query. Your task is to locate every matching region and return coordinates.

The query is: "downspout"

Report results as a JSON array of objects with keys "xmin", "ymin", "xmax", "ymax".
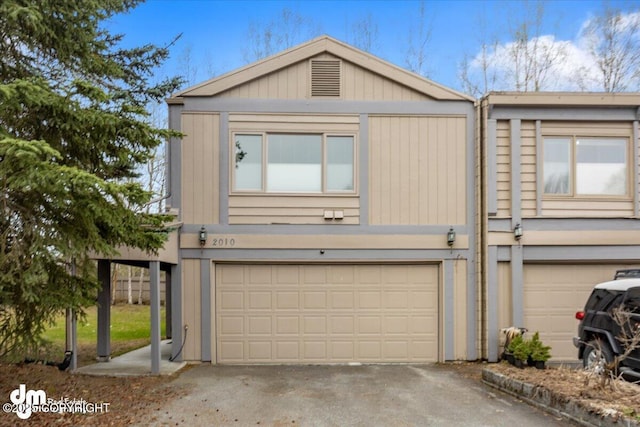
[{"xmin": 478, "ymin": 96, "xmax": 489, "ymax": 360}]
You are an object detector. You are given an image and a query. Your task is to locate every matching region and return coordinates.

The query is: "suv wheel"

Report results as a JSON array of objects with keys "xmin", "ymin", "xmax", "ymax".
[{"xmin": 583, "ymin": 340, "xmax": 614, "ymax": 374}]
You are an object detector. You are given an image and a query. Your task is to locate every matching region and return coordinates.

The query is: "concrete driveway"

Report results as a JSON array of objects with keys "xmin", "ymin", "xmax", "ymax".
[{"xmin": 145, "ymin": 364, "xmax": 573, "ymax": 426}]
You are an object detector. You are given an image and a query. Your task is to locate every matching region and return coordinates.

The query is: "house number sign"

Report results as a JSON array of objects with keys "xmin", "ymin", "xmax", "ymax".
[{"xmin": 211, "ymin": 237, "xmax": 236, "ymax": 247}]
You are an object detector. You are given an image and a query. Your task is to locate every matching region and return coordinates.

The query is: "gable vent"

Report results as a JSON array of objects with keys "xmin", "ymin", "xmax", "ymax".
[{"xmin": 310, "ymin": 59, "xmax": 341, "ymax": 97}]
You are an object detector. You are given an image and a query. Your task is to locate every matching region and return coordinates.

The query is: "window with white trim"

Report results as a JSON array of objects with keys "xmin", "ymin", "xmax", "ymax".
[
  {"xmin": 233, "ymin": 133, "xmax": 355, "ymax": 193},
  {"xmin": 543, "ymin": 136, "xmax": 628, "ymax": 196}
]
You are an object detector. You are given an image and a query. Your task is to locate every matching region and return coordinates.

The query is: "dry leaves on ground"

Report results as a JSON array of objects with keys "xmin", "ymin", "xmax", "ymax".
[
  {"xmin": 0, "ymin": 363, "xmax": 182, "ymax": 427},
  {"xmin": 487, "ymin": 362, "xmax": 640, "ymax": 419}
]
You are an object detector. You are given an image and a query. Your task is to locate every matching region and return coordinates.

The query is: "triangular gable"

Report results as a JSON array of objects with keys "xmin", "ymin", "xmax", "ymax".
[{"xmin": 170, "ymin": 35, "xmax": 472, "ymax": 102}]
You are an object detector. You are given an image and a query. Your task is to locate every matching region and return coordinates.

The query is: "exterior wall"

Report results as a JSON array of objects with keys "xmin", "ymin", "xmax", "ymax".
[
  {"xmin": 181, "ymin": 113, "xmax": 220, "ymax": 225},
  {"xmin": 482, "ymin": 93, "xmax": 640, "ymax": 362},
  {"xmin": 168, "ymin": 39, "xmax": 477, "ymax": 364},
  {"xmin": 181, "ymin": 259, "xmax": 202, "ymax": 361},
  {"xmin": 369, "ymin": 116, "xmax": 467, "ymax": 225},
  {"xmin": 218, "ymin": 53, "xmax": 430, "ymax": 101}
]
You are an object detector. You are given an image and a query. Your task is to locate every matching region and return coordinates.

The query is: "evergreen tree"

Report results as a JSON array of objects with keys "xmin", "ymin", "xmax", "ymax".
[{"xmin": 0, "ymin": 0, "xmax": 182, "ymax": 357}]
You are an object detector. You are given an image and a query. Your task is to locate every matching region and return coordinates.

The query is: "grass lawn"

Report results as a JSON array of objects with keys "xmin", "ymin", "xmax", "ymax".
[{"xmin": 38, "ymin": 304, "xmax": 166, "ymax": 366}]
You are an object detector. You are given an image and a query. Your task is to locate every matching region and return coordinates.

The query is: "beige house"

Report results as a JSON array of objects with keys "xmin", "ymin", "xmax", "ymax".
[
  {"xmin": 92, "ymin": 37, "xmax": 640, "ymax": 369},
  {"xmin": 165, "ymin": 36, "xmax": 478, "ymax": 364},
  {"xmin": 481, "ymin": 92, "xmax": 640, "ymax": 362}
]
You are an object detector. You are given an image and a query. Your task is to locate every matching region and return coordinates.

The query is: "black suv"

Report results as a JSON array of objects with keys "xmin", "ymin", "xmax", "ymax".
[{"xmin": 574, "ymin": 271, "xmax": 640, "ymax": 378}]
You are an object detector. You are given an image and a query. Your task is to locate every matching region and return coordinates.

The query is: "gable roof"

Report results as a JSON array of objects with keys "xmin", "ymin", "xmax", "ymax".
[{"xmin": 169, "ymin": 35, "xmax": 473, "ymax": 102}]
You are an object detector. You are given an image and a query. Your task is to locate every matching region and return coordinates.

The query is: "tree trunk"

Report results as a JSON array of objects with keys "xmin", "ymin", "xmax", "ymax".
[
  {"xmin": 110, "ymin": 264, "xmax": 118, "ymax": 305},
  {"xmin": 127, "ymin": 266, "xmax": 133, "ymax": 305},
  {"xmin": 138, "ymin": 268, "xmax": 144, "ymax": 305}
]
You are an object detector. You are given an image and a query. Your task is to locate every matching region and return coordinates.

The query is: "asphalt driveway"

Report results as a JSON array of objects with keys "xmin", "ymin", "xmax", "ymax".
[{"xmin": 144, "ymin": 364, "xmax": 573, "ymax": 426}]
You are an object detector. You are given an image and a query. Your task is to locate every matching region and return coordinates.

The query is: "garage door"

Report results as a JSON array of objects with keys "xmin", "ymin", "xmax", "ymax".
[
  {"xmin": 216, "ymin": 264, "xmax": 439, "ymax": 364},
  {"xmin": 524, "ymin": 264, "xmax": 633, "ymax": 361}
]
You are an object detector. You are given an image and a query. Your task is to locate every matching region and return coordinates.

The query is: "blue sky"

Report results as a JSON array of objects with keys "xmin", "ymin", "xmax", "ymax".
[{"xmin": 106, "ymin": 0, "xmax": 639, "ymax": 93}]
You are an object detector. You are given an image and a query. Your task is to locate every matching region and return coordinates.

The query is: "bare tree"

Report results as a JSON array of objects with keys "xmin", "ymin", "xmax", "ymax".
[
  {"xmin": 580, "ymin": 6, "xmax": 640, "ymax": 92},
  {"xmin": 349, "ymin": 13, "xmax": 380, "ymax": 53},
  {"xmin": 458, "ymin": 1, "xmax": 567, "ymax": 95},
  {"xmin": 507, "ymin": 2, "xmax": 567, "ymax": 91},
  {"xmin": 243, "ymin": 8, "xmax": 321, "ymax": 62},
  {"xmin": 127, "ymin": 266, "xmax": 133, "ymax": 305},
  {"xmin": 405, "ymin": 0, "xmax": 433, "ymax": 77}
]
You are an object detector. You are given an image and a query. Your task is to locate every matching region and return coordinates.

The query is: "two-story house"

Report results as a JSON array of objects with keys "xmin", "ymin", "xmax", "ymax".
[
  {"xmin": 92, "ymin": 37, "xmax": 640, "ymax": 369},
  {"xmin": 481, "ymin": 92, "xmax": 640, "ymax": 362},
  {"xmin": 165, "ymin": 36, "xmax": 478, "ymax": 364}
]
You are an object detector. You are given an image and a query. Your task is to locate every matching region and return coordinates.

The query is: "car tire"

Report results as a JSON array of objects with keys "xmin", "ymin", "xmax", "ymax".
[{"xmin": 583, "ymin": 340, "xmax": 614, "ymax": 374}]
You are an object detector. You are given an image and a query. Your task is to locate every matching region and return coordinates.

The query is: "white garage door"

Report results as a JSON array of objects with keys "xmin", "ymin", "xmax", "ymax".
[
  {"xmin": 216, "ymin": 264, "xmax": 439, "ymax": 364},
  {"xmin": 524, "ymin": 264, "xmax": 633, "ymax": 361}
]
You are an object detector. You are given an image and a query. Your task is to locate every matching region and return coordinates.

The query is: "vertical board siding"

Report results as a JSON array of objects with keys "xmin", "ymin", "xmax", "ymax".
[
  {"xmin": 497, "ymin": 262, "xmax": 512, "ymax": 332},
  {"xmin": 181, "ymin": 113, "xmax": 219, "ymax": 225},
  {"xmin": 218, "ymin": 54, "xmax": 430, "ymax": 101},
  {"xmin": 454, "ymin": 260, "xmax": 468, "ymax": 359},
  {"xmin": 369, "ymin": 116, "xmax": 466, "ymax": 225},
  {"xmin": 182, "ymin": 259, "xmax": 202, "ymax": 361}
]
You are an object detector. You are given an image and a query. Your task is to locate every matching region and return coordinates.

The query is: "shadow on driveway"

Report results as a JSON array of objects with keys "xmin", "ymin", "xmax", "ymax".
[{"xmin": 144, "ymin": 364, "xmax": 574, "ymax": 426}]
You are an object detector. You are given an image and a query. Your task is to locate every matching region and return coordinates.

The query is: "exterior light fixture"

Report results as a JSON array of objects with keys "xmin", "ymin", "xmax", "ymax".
[
  {"xmin": 514, "ymin": 223, "xmax": 523, "ymax": 241},
  {"xmin": 447, "ymin": 227, "xmax": 456, "ymax": 247},
  {"xmin": 199, "ymin": 226, "xmax": 207, "ymax": 247}
]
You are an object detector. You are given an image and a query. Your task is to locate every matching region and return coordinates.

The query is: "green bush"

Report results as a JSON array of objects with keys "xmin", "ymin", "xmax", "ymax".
[
  {"xmin": 529, "ymin": 332, "xmax": 552, "ymax": 362},
  {"xmin": 507, "ymin": 335, "xmax": 530, "ymax": 361}
]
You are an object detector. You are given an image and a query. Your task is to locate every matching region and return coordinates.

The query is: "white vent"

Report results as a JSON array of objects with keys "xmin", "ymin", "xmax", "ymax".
[{"xmin": 310, "ymin": 59, "xmax": 341, "ymax": 97}]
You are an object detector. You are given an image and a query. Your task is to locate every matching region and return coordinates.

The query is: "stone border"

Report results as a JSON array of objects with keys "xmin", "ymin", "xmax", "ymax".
[{"xmin": 482, "ymin": 368, "xmax": 639, "ymax": 427}]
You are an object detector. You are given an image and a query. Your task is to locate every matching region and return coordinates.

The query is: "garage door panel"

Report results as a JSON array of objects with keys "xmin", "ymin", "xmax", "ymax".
[
  {"xmin": 276, "ymin": 316, "xmax": 299, "ymax": 334},
  {"xmin": 276, "ymin": 341, "xmax": 299, "ymax": 359},
  {"xmin": 524, "ymin": 264, "xmax": 634, "ymax": 361},
  {"xmin": 217, "ymin": 264, "xmax": 438, "ymax": 363},
  {"xmin": 331, "ymin": 316, "xmax": 355, "ymax": 334}
]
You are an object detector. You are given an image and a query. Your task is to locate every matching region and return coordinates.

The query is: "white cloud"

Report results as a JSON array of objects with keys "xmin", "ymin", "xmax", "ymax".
[{"xmin": 466, "ymin": 10, "xmax": 640, "ymax": 93}]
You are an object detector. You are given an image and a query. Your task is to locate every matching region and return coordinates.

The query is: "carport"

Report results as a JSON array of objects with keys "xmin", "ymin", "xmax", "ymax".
[{"xmin": 80, "ymin": 230, "xmax": 180, "ymax": 374}]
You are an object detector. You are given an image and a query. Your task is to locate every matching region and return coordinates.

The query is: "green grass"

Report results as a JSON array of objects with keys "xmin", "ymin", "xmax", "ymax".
[{"xmin": 37, "ymin": 304, "xmax": 166, "ymax": 365}]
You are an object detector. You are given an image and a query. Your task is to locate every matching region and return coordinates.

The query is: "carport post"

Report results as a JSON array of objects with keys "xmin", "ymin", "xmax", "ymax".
[
  {"xmin": 96, "ymin": 260, "xmax": 111, "ymax": 361},
  {"xmin": 150, "ymin": 261, "xmax": 161, "ymax": 374}
]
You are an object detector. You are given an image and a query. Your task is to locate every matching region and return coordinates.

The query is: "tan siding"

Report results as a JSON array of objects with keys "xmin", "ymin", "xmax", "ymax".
[
  {"xmin": 369, "ymin": 116, "xmax": 467, "ymax": 225},
  {"xmin": 218, "ymin": 53, "xmax": 430, "ymax": 101},
  {"xmin": 541, "ymin": 200, "xmax": 634, "ymax": 216},
  {"xmin": 497, "ymin": 262, "xmax": 512, "ymax": 331},
  {"xmin": 181, "ymin": 113, "xmax": 219, "ymax": 225},
  {"xmin": 496, "ymin": 121, "xmax": 511, "ymax": 217},
  {"xmin": 454, "ymin": 260, "xmax": 468, "ymax": 360},
  {"xmin": 182, "ymin": 259, "xmax": 201, "ymax": 361},
  {"xmin": 228, "ymin": 196, "xmax": 360, "ymax": 225},
  {"xmin": 521, "ymin": 122, "xmax": 537, "ymax": 216}
]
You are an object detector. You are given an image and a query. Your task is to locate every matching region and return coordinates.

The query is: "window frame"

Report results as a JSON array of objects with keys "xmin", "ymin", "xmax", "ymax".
[
  {"xmin": 230, "ymin": 131, "xmax": 357, "ymax": 195},
  {"xmin": 542, "ymin": 135, "xmax": 630, "ymax": 199}
]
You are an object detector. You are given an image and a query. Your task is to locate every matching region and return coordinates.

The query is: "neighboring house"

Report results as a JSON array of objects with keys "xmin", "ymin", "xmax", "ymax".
[
  {"xmin": 481, "ymin": 92, "xmax": 640, "ymax": 362},
  {"xmin": 165, "ymin": 36, "xmax": 477, "ymax": 363}
]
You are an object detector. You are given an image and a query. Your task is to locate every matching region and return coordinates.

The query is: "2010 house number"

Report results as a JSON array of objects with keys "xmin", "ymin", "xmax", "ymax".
[{"xmin": 212, "ymin": 238, "xmax": 235, "ymax": 247}]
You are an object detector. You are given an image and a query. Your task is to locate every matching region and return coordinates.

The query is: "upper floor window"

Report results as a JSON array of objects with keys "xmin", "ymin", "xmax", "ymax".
[
  {"xmin": 543, "ymin": 137, "xmax": 628, "ymax": 196},
  {"xmin": 233, "ymin": 133, "xmax": 355, "ymax": 193}
]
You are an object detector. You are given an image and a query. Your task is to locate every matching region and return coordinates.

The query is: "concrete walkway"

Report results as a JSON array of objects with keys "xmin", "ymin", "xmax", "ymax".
[{"xmin": 74, "ymin": 340, "xmax": 186, "ymax": 377}]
